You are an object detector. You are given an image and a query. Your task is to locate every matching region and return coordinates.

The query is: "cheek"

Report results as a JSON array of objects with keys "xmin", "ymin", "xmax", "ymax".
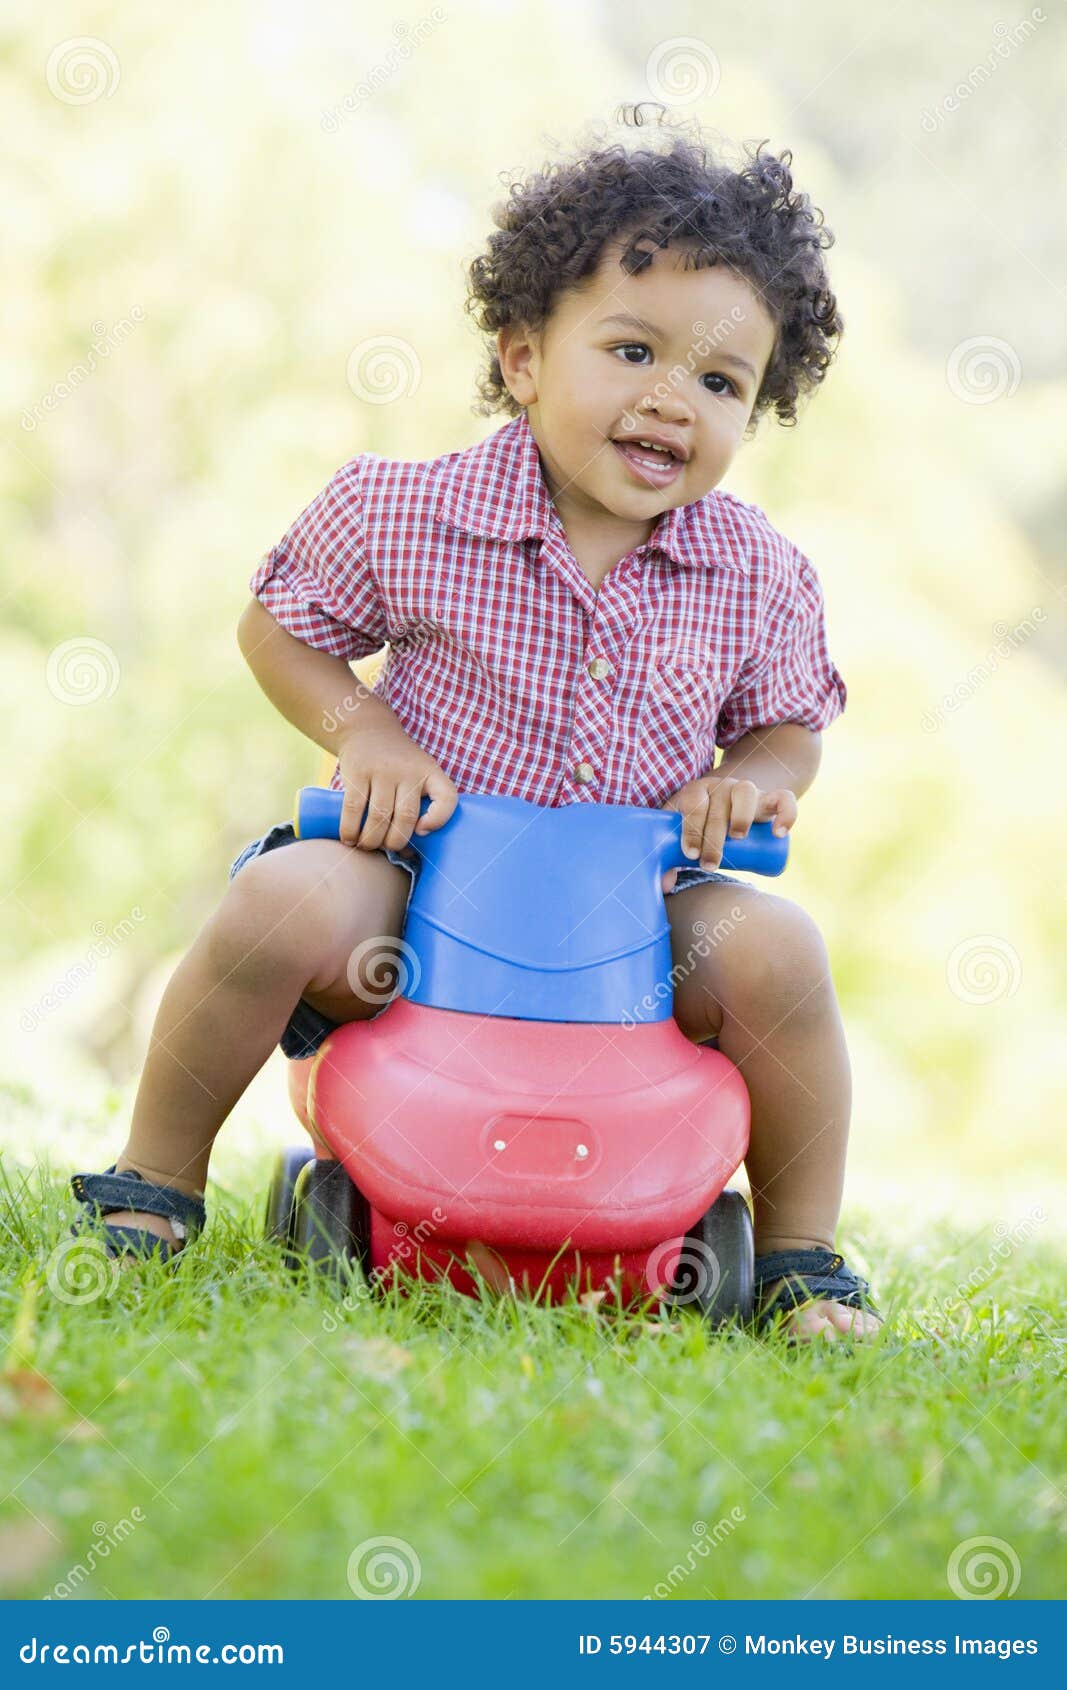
[
  {"xmin": 544, "ymin": 384, "xmax": 605, "ymax": 449},
  {"xmin": 703, "ymin": 406, "xmax": 746, "ymax": 449},
  {"xmin": 552, "ymin": 357, "xmax": 601, "ymax": 411}
]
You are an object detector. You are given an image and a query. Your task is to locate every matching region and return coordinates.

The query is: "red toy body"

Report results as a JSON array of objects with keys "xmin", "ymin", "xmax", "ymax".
[{"xmin": 286, "ymin": 996, "xmax": 749, "ymax": 1303}]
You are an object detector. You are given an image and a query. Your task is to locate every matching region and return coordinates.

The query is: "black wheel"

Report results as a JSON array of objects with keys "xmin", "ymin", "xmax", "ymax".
[
  {"xmin": 264, "ymin": 1146, "xmax": 315, "ymax": 1252},
  {"xmin": 670, "ymin": 1188, "xmax": 754, "ymax": 1329},
  {"xmin": 290, "ymin": 1157, "xmax": 370, "ymax": 1280}
]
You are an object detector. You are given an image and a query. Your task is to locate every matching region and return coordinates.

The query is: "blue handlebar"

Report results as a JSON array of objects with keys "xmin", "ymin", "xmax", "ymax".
[
  {"xmin": 294, "ymin": 786, "xmax": 788, "ymax": 876},
  {"xmin": 295, "ymin": 786, "xmax": 432, "ymax": 841},
  {"xmin": 666, "ymin": 813, "xmax": 788, "ymax": 877}
]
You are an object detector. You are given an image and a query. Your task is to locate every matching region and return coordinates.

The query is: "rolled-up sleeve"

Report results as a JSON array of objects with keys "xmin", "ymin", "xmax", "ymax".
[
  {"xmin": 715, "ymin": 547, "xmax": 847, "ymax": 748},
  {"xmin": 250, "ymin": 458, "xmax": 388, "ymax": 660}
]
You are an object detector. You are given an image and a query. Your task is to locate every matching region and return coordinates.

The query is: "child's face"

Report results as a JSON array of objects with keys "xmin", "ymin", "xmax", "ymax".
[{"xmin": 499, "ymin": 241, "xmax": 777, "ymax": 533}]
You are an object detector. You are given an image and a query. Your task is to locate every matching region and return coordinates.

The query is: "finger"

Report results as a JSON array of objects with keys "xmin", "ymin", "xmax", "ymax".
[
  {"xmin": 699, "ymin": 781, "xmax": 734, "ymax": 869},
  {"xmin": 356, "ymin": 777, "xmax": 396, "ymax": 850},
  {"xmin": 385, "ymin": 779, "xmax": 423, "ymax": 851},
  {"xmin": 661, "ymin": 867, "xmax": 679, "ymax": 895},
  {"xmin": 756, "ymin": 788, "xmax": 798, "ymax": 836},
  {"xmin": 726, "ymin": 779, "xmax": 759, "ymax": 839},
  {"xmin": 339, "ymin": 776, "xmax": 370, "ymax": 847},
  {"xmin": 674, "ymin": 785, "xmax": 711, "ymax": 860},
  {"xmin": 416, "ymin": 772, "xmax": 459, "ymax": 835}
]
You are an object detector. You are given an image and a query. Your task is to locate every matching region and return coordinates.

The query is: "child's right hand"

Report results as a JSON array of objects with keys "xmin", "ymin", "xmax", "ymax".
[{"xmin": 336, "ymin": 726, "xmax": 458, "ymax": 853}]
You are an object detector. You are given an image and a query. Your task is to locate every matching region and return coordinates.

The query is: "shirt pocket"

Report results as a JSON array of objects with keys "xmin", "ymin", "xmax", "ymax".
[{"xmin": 637, "ymin": 658, "xmax": 721, "ymax": 786}]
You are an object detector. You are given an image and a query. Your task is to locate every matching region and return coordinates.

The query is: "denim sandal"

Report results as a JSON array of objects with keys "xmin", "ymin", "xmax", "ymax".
[
  {"xmin": 69, "ymin": 1164, "xmax": 206, "ymax": 1263},
  {"xmin": 754, "ymin": 1247, "xmax": 878, "ymax": 1333}
]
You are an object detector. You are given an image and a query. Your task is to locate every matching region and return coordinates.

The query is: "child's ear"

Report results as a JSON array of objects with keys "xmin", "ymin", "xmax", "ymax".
[{"xmin": 497, "ymin": 323, "xmax": 538, "ymax": 406}]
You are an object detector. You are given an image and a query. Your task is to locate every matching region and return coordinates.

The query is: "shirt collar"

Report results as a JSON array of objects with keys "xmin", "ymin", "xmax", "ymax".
[{"xmin": 433, "ymin": 410, "xmax": 750, "ymax": 575}]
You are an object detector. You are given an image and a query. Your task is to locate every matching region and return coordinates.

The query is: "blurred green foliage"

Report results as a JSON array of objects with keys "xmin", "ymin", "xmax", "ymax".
[{"xmin": 2, "ymin": 1, "xmax": 1063, "ymax": 1195}]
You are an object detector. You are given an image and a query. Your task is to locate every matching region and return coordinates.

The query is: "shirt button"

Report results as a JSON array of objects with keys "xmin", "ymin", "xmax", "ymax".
[
  {"xmin": 587, "ymin": 657, "xmax": 611, "ymax": 680},
  {"xmin": 573, "ymin": 761, "xmax": 595, "ymax": 785}
]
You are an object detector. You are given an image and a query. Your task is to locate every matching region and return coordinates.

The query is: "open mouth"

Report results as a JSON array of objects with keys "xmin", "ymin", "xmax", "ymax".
[{"xmin": 611, "ymin": 438, "xmax": 685, "ymax": 488}]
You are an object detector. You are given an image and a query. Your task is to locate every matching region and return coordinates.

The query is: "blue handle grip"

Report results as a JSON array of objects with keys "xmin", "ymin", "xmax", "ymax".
[
  {"xmin": 295, "ymin": 786, "xmax": 431, "ymax": 841},
  {"xmin": 666, "ymin": 813, "xmax": 789, "ymax": 877},
  {"xmin": 295, "ymin": 787, "xmax": 789, "ymax": 877}
]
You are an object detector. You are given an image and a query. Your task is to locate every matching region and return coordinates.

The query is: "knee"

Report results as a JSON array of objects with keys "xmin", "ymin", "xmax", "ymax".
[
  {"xmin": 718, "ymin": 896, "xmax": 834, "ymax": 1026},
  {"xmin": 205, "ymin": 851, "xmax": 337, "ymax": 986}
]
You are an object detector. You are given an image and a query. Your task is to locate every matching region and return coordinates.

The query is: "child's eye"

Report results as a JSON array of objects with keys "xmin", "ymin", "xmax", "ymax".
[
  {"xmin": 611, "ymin": 342, "xmax": 652, "ymax": 365},
  {"xmin": 702, "ymin": 372, "xmax": 738, "ymax": 397}
]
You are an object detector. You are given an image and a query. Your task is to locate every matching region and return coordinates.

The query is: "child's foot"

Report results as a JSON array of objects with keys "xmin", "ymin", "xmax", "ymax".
[
  {"xmin": 754, "ymin": 1248, "xmax": 881, "ymax": 1343},
  {"xmin": 69, "ymin": 1166, "xmax": 206, "ymax": 1263},
  {"xmin": 759, "ymin": 1283, "xmax": 883, "ymax": 1342},
  {"xmin": 98, "ymin": 1210, "xmax": 183, "ymax": 1253}
]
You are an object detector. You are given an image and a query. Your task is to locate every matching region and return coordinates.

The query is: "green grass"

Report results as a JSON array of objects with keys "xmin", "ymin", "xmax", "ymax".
[{"xmin": 0, "ymin": 1153, "xmax": 1064, "ymax": 1601}]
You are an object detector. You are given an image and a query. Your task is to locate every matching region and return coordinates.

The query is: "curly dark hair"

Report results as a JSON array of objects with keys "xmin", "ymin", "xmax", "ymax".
[{"xmin": 464, "ymin": 104, "xmax": 842, "ymax": 431}]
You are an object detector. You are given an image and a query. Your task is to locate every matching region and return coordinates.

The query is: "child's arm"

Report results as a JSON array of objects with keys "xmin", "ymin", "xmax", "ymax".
[
  {"xmin": 715, "ymin": 721, "xmax": 822, "ymax": 797},
  {"xmin": 238, "ymin": 596, "xmax": 403, "ymax": 751},
  {"xmin": 663, "ymin": 722, "xmax": 821, "ymax": 871},
  {"xmin": 237, "ymin": 598, "xmax": 457, "ymax": 850},
  {"xmin": 664, "ymin": 538, "xmax": 845, "ymax": 870}
]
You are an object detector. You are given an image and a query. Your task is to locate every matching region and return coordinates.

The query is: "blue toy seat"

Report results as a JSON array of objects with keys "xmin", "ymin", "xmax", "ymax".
[{"xmin": 404, "ymin": 796, "xmax": 684, "ymax": 1023}]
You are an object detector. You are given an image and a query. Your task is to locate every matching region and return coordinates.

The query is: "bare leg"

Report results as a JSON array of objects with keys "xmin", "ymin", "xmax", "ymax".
[
  {"xmin": 669, "ymin": 881, "xmax": 881, "ymax": 1339},
  {"xmin": 107, "ymin": 841, "xmax": 411, "ymax": 1248}
]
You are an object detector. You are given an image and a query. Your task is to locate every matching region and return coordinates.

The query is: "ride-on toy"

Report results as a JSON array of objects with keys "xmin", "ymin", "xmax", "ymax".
[{"xmin": 265, "ymin": 789, "xmax": 788, "ymax": 1326}]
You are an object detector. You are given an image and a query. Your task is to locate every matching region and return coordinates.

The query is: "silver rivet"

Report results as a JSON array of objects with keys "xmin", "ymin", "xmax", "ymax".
[
  {"xmin": 493, "ymin": 1139, "xmax": 506, "ymax": 1152},
  {"xmin": 575, "ymin": 1143, "xmax": 589, "ymax": 1160}
]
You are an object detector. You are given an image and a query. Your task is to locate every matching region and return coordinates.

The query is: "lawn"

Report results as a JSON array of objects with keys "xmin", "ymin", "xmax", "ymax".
[{"xmin": 0, "ymin": 1136, "xmax": 1063, "ymax": 1602}]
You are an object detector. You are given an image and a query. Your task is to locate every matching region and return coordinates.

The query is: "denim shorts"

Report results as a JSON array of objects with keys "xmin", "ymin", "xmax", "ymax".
[{"xmin": 227, "ymin": 820, "xmax": 742, "ymax": 1060}]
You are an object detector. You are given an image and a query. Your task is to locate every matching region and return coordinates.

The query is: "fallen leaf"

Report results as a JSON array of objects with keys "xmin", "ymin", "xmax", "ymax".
[
  {"xmin": 464, "ymin": 1240, "xmax": 515, "ymax": 1296},
  {"xmin": 0, "ymin": 1367, "xmax": 67, "ymax": 1420},
  {"xmin": 0, "ymin": 1368, "xmax": 101, "ymax": 1440}
]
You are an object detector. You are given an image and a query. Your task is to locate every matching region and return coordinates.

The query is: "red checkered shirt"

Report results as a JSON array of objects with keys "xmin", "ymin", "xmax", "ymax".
[{"xmin": 250, "ymin": 409, "xmax": 846, "ymax": 808}]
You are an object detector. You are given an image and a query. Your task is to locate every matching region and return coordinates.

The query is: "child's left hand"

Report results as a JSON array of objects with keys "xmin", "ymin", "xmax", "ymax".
[{"xmin": 659, "ymin": 775, "xmax": 798, "ymax": 892}]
